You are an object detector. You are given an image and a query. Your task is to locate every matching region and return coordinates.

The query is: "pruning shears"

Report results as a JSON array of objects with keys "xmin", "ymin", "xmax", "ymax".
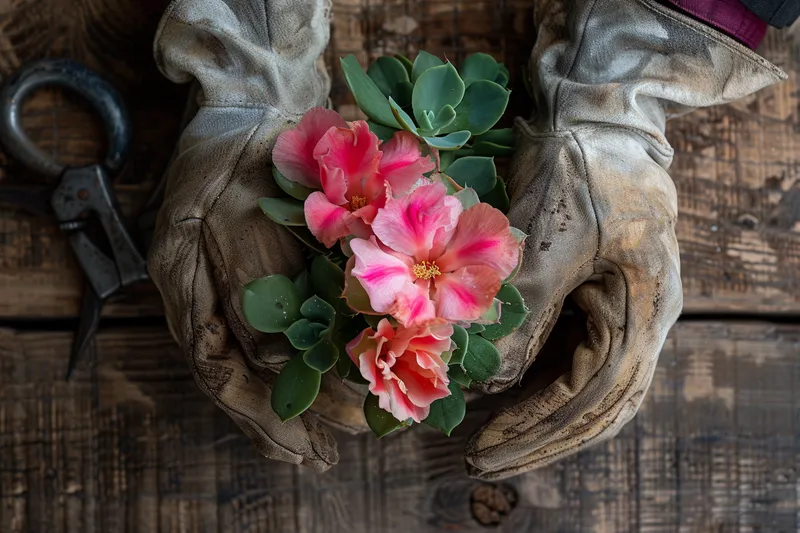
[{"xmin": 0, "ymin": 59, "xmax": 148, "ymax": 380}]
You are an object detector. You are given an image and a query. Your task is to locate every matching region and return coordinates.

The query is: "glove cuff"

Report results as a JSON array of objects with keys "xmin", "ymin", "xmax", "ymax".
[{"xmin": 154, "ymin": 0, "xmax": 331, "ymax": 115}]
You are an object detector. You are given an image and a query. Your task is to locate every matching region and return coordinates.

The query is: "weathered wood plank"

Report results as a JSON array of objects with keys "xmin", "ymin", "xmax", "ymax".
[
  {"xmin": 0, "ymin": 321, "xmax": 796, "ymax": 532},
  {"xmin": 0, "ymin": 1, "xmax": 797, "ymax": 318},
  {"xmin": 670, "ymin": 29, "xmax": 800, "ymax": 313}
]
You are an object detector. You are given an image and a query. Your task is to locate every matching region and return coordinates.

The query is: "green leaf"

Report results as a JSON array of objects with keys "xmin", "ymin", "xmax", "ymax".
[
  {"xmin": 395, "ymin": 53, "xmax": 414, "ymax": 77},
  {"xmin": 423, "ymin": 130, "xmax": 471, "ymax": 151},
  {"xmin": 417, "ymin": 109, "xmax": 434, "ymax": 132},
  {"xmin": 449, "ymin": 365, "xmax": 473, "ymax": 388},
  {"xmin": 286, "ymin": 226, "xmax": 327, "ymax": 254},
  {"xmin": 367, "ymin": 56, "xmax": 410, "ymax": 97},
  {"xmin": 333, "ymin": 319, "xmax": 365, "ymax": 379},
  {"xmin": 344, "ymin": 361, "xmax": 369, "ymax": 385},
  {"xmin": 443, "ymin": 80, "xmax": 510, "ymax": 135},
  {"xmin": 445, "ymin": 156, "xmax": 497, "ymax": 196},
  {"xmin": 495, "ymin": 64, "xmax": 510, "ymax": 87},
  {"xmin": 423, "ymin": 381, "xmax": 466, "ymax": 436},
  {"xmin": 454, "ymin": 187, "xmax": 480, "ymax": 210},
  {"xmin": 439, "ymin": 150, "xmax": 456, "ymax": 172},
  {"xmin": 300, "ymin": 295, "xmax": 336, "ymax": 329},
  {"xmin": 389, "ymin": 97, "xmax": 418, "ymax": 134},
  {"xmin": 340, "ymin": 55, "xmax": 400, "ymax": 128},
  {"xmin": 466, "ymin": 323, "xmax": 485, "ymax": 334},
  {"xmin": 293, "ymin": 270, "xmax": 312, "ymax": 301},
  {"xmin": 461, "ymin": 53, "xmax": 500, "ymax": 87},
  {"xmin": 463, "ymin": 334, "xmax": 501, "ymax": 382},
  {"xmin": 392, "ymin": 80, "xmax": 414, "ymax": 108},
  {"xmin": 364, "ymin": 393, "xmax": 405, "ymax": 438},
  {"xmin": 412, "ymin": 63, "xmax": 465, "ymax": 126},
  {"xmin": 411, "ymin": 51, "xmax": 444, "ymax": 82},
  {"xmin": 243, "ymin": 275, "xmax": 302, "ymax": 333},
  {"xmin": 310, "ymin": 255, "xmax": 345, "ymax": 308},
  {"xmin": 481, "ymin": 284, "xmax": 530, "ymax": 340},
  {"xmin": 450, "ymin": 325, "xmax": 469, "ymax": 366},
  {"xmin": 343, "ymin": 262, "xmax": 376, "ymax": 315},
  {"xmin": 368, "ymin": 120, "xmax": 398, "ymax": 142},
  {"xmin": 478, "ymin": 298, "xmax": 502, "ymax": 324},
  {"xmin": 474, "ymin": 128, "xmax": 515, "ymax": 147},
  {"xmin": 284, "ymin": 319, "xmax": 327, "ymax": 350},
  {"xmin": 472, "ymin": 141, "xmax": 515, "ymax": 157},
  {"xmin": 303, "ymin": 340, "xmax": 339, "ymax": 373},
  {"xmin": 336, "ymin": 351, "xmax": 353, "ymax": 379},
  {"xmin": 480, "ymin": 177, "xmax": 510, "ymax": 213},
  {"xmin": 437, "ymin": 172, "xmax": 463, "ymax": 195},
  {"xmin": 431, "ymin": 104, "xmax": 456, "ymax": 132},
  {"xmin": 258, "ymin": 197, "xmax": 307, "ymax": 227},
  {"xmin": 271, "ymin": 356, "xmax": 322, "ymax": 421},
  {"xmin": 272, "ymin": 167, "xmax": 314, "ymax": 201}
]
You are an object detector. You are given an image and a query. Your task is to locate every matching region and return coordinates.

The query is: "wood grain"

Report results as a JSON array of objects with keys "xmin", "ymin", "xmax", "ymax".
[{"xmin": 0, "ymin": 321, "xmax": 796, "ymax": 532}]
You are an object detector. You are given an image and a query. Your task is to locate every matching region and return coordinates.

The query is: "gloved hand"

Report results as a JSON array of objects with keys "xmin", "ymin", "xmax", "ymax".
[
  {"xmin": 149, "ymin": 0, "xmax": 367, "ymax": 473},
  {"xmin": 465, "ymin": 0, "xmax": 785, "ymax": 479}
]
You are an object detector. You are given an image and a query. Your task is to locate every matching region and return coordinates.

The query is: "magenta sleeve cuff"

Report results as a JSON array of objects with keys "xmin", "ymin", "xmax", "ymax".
[{"xmin": 663, "ymin": 0, "xmax": 767, "ymax": 49}]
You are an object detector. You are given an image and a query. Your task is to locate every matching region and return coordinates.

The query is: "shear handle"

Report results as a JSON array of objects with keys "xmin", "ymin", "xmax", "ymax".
[{"xmin": 0, "ymin": 58, "xmax": 131, "ymax": 178}]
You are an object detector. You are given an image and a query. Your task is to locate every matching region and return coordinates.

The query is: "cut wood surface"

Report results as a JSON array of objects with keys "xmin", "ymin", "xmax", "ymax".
[
  {"xmin": 0, "ymin": 1, "xmax": 797, "ymax": 318},
  {"xmin": 0, "ymin": 321, "xmax": 797, "ymax": 532}
]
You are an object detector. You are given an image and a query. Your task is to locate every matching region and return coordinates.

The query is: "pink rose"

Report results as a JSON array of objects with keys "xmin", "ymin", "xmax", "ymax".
[
  {"xmin": 272, "ymin": 107, "xmax": 435, "ymax": 247},
  {"xmin": 346, "ymin": 319, "xmax": 453, "ymax": 423},
  {"xmin": 346, "ymin": 182, "xmax": 520, "ymax": 327}
]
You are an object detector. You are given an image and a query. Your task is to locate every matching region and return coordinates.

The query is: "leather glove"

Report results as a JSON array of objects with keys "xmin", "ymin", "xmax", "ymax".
[
  {"xmin": 465, "ymin": 0, "xmax": 785, "ymax": 479},
  {"xmin": 149, "ymin": 0, "xmax": 367, "ymax": 473}
]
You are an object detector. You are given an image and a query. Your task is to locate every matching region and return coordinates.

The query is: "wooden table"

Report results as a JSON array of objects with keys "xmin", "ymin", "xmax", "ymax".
[{"xmin": 0, "ymin": 1, "xmax": 798, "ymax": 532}]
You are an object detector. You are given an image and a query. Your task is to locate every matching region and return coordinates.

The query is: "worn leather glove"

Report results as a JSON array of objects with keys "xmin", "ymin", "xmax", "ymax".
[
  {"xmin": 465, "ymin": 0, "xmax": 785, "ymax": 479},
  {"xmin": 149, "ymin": 0, "xmax": 367, "ymax": 473}
]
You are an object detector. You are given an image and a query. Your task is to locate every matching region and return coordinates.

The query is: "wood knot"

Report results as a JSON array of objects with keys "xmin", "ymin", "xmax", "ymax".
[{"xmin": 470, "ymin": 482, "xmax": 517, "ymax": 527}]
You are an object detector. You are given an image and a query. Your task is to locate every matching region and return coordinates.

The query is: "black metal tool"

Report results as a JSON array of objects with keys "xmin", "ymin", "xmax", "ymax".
[{"xmin": 0, "ymin": 59, "xmax": 148, "ymax": 380}]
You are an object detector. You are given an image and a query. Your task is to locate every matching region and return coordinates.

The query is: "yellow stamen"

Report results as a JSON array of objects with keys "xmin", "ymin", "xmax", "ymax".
[
  {"xmin": 350, "ymin": 195, "xmax": 367, "ymax": 210},
  {"xmin": 412, "ymin": 260, "xmax": 441, "ymax": 280}
]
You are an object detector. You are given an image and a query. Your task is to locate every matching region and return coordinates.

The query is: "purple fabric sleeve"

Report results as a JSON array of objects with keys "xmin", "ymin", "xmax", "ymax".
[{"xmin": 663, "ymin": 0, "xmax": 768, "ymax": 49}]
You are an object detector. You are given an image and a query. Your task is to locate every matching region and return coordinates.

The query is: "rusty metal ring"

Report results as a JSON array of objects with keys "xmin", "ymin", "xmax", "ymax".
[{"xmin": 0, "ymin": 58, "xmax": 131, "ymax": 178}]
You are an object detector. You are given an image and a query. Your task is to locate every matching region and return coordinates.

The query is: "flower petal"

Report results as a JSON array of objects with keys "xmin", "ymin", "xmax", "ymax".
[
  {"xmin": 433, "ymin": 265, "xmax": 502, "ymax": 323},
  {"xmin": 350, "ymin": 236, "xmax": 413, "ymax": 313},
  {"xmin": 379, "ymin": 131, "xmax": 436, "ymax": 195},
  {"xmin": 304, "ymin": 191, "xmax": 352, "ymax": 248},
  {"xmin": 273, "ymin": 108, "xmax": 346, "ymax": 188},
  {"xmin": 382, "ymin": 378, "xmax": 428, "ymax": 422},
  {"xmin": 314, "ymin": 120, "xmax": 381, "ymax": 205},
  {"xmin": 403, "ymin": 324, "xmax": 454, "ymax": 369},
  {"xmin": 372, "ymin": 182, "xmax": 462, "ymax": 261},
  {"xmin": 346, "ymin": 327, "xmax": 376, "ymax": 365},
  {"xmin": 389, "ymin": 280, "xmax": 437, "ymax": 328},
  {"xmin": 357, "ymin": 349, "xmax": 381, "ymax": 387},
  {"xmin": 392, "ymin": 357, "xmax": 449, "ymax": 412},
  {"xmin": 435, "ymin": 203, "xmax": 520, "ymax": 278}
]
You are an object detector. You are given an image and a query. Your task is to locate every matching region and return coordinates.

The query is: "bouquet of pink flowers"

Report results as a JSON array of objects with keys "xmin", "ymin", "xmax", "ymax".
[{"xmin": 242, "ymin": 51, "xmax": 527, "ymax": 437}]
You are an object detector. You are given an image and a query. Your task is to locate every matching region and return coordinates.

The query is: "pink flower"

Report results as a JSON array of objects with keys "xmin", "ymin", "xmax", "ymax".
[
  {"xmin": 272, "ymin": 107, "xmax": 346, "ymax": 188},
  {"xmin": 272, "ymin": 107, "xmax": 436, "ymax": 248},
  {"xmin": 346, "ymin": 319, "xmax": 453, "ymax": 422},
  {"xmin": 347, "ymin": 182, "xmax": 520, "ymax": 327}
]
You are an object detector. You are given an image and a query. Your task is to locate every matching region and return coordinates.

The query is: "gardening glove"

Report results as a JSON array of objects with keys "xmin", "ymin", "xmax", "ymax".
[
  {"xmin": 465, "ymin": 0, "xmax": 785, "ymax": 479},
  {"xmin": 149, "ymin": 0, "xmax": 367, "ymax": 473}
]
